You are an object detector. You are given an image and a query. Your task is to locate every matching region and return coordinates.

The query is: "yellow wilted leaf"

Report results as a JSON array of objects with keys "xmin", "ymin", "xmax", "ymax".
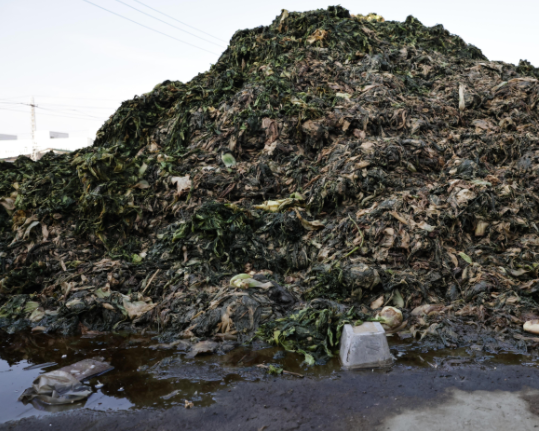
[{"xmin": 306, "ymin": 29, "xmax": 328, "ymax": 45}]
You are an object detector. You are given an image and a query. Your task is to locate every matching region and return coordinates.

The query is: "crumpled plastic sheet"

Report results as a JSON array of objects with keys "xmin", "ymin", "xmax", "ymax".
[{"xmin": 19, "ymin": 358, "xmax": 113, "ymax": 405}]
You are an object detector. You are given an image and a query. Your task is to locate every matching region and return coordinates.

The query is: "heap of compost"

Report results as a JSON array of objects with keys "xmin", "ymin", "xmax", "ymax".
[{"xmin": 2, "ymin": 6, "xmax": 539, "ymax": 363}]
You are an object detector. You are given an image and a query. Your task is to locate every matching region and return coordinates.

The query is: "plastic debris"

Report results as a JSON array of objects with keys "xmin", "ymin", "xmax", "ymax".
[
  {"xmin": 339, "ymin": 322, "xmax": 393, "ymax": 369},
  {"xmin": 19, "ymin": 358, "xmax": 113, "ymax": 405}
]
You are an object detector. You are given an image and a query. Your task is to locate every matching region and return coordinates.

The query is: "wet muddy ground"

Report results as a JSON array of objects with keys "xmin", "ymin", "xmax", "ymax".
[{"xmin": 1, "ymin": 330, "xmax": 538, "ymax": 430}]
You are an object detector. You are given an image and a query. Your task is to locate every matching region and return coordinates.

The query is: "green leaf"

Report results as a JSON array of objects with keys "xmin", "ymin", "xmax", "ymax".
[
  {"xmin": 302, "ymin": 353, "xmax": 315, "ymax": 366},
  {"xmin": 458, "ymin": 252, "xmax": 472, "ymax": 264},
  {"xmin": 268, "ymin": 365, "xmax": 283, "ymax": 375}
]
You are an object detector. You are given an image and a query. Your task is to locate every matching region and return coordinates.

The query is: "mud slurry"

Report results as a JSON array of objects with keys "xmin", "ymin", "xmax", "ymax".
[{"xmin": 1, "ymin": 330, "xmax": 539, "ymax": 428}]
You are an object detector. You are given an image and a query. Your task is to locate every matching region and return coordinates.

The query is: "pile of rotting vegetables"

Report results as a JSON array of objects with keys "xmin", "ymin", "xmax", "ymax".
[{"xmin": 2, "ymin": 6, "xmax": 539, "ymax": 365}]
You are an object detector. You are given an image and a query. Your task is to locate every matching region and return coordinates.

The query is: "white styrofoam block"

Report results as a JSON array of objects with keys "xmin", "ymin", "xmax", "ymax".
[{"xmin": 339, "ymin": 322, "xmax": 392, "ymax": 369}]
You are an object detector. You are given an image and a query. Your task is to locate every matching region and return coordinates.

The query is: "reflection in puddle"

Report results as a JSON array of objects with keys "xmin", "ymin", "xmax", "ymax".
[{"xmin": 0, "ymin": 329, "xmax": 536, "ymax": 424}]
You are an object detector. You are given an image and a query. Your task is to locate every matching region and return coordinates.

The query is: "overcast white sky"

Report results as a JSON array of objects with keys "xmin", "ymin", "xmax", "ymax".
[{"xmin": 1, "ymin": 0, "xmax": 538, "ymax": 139}]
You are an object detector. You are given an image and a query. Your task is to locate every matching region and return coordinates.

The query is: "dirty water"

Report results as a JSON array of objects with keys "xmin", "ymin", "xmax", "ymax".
[{"xmin": 0, "ymin": 330, "xmax": 537, "ymax": 426}]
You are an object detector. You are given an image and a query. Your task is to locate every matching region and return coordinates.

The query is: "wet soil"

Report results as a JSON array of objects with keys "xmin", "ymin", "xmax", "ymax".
[{"xmin": 1, "ymin": 330, "xmax": 538, "ymax": 430}]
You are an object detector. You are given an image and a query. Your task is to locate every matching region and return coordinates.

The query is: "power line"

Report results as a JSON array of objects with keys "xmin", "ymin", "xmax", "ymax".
[
  {"xmin": 0, "ymin": 105, "xmax": 93, "ymax": 121},
  {"xmin": 0, "ymin": 101, "xmax": 114, "ymax": 110},
  {"xmin": 0, "ymin": 107, "xmax": 107, "ymax": 122},
  {"xmin": 0, "ymin": 107, "xmax": 31, "ymax": 114},
  {"xmin": 29, "ymin": 103, "xmax": 107, "ymax": 120},
  {"xmin": 113, "ymin": 0, "xmax": 224, "ymax": 48},
  {"xmin": 35, "ymin": 96, "xmax": 121, "ymax": 102},
  {"xmin": 0, "ymin": 108, "xmax": 106, "ymax": 122},
  {"xmin": 5, "ymin": 129, "xmax": 95, "ymax": 136},
  {"xmin": 0, "ymin": 102, "xmax": 108, "ymax": 120},
  {"xmin": 29, "ymin": 103, "xmax": 115, "ymax": 110},
  {"xmin": 0, "ymin": 96, "xmax": 122, "ymax": 102},
  {"xmin": 37, "ymin": 96, "xmax": 121, "ymax": 102},
  {"xmin": 81, "ymin": 0, "xmax": 220, "ymax": 55},
  {"xmin": 132, "ymin": 0, "xmax": 225, "ymax": 43},
  {"xmin": 38, "ymin": 106, "xmax": 104, "ymax": 120}
]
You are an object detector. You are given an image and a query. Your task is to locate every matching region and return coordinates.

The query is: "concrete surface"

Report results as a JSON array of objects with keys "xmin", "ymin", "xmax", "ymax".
[
  {"xmin": 381, "ymin": 387, "xmax": 539, "ymax": 430},
  {"xmin": 2, "ymin": 365, "xmax": 539, "ymax": 431}
]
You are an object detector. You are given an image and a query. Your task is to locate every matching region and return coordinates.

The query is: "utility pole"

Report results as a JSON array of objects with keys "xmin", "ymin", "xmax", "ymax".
[{"xmin": 30, "ymin": 96, "xmax": 37, "ymax": 160}]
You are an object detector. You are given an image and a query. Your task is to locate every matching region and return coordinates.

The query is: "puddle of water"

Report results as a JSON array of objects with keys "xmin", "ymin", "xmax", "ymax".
[{"xmin": 0, "ymin": 329, "xmax": 536, "ymax": 425}]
